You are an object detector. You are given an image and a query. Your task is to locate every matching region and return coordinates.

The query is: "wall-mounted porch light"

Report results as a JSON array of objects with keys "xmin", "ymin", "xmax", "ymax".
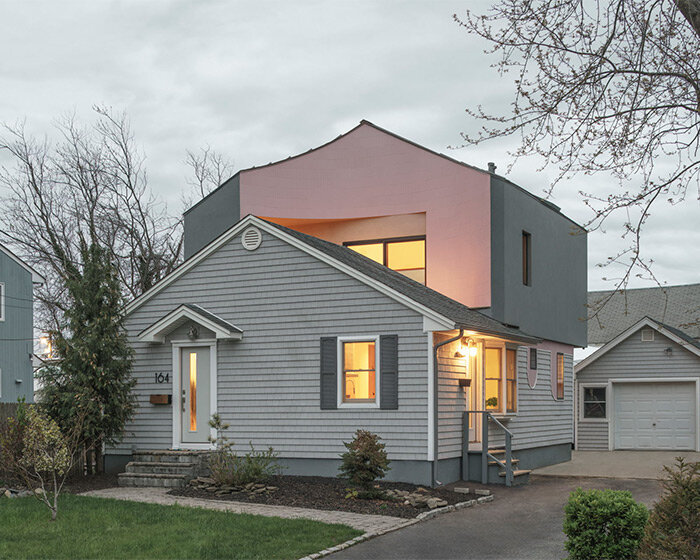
[{"xmin": 454, "ymin": 338, "xmax": 478, "ymax": 358}]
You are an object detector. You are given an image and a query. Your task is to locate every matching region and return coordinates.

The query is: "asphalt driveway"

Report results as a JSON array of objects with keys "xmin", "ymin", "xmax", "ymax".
[{"xmin": 330, "ymin": 475, "xmax": 662, "ymax": 560}]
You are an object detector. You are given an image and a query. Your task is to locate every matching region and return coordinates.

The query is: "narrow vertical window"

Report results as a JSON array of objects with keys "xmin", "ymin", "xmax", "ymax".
[
  {"xmin": 484, "ymin": 348, "xmax": 502, "ymax": 413},
  {"xmin": 0, "ymin": 283, "xmax": 5, "ymax": 321},
  {"xmin": 506, "ymin": 349, "xmax": 517, "ymax": 413},
  {"xmin": 556, "ymin": 353, "xmax": 564, "ymax": 400},
  {"xmin": 342, "ymin": 341, "xmax": 376, "ymax": 402},
  {"xmin": 522, "ymin": 231, "xmax": 532, "ymax": 286},
  {"xmin": 189, "ymin": 352, "xmax": 197, "ymax": 431},
  {"xmin": 529, "ymin": 347, "xmax": 537, "ymax": 370}
]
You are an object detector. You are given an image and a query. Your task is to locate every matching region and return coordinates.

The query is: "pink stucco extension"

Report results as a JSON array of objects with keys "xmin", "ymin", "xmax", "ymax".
[{"xmin": 239, "ymin": 123, "xmax": 492, "ymax": 308}]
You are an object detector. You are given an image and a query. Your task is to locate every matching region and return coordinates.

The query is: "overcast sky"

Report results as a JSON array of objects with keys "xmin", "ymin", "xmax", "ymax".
[{"xmin": 1, "ymin": 0, "xmax": 698, "ymax": 291}]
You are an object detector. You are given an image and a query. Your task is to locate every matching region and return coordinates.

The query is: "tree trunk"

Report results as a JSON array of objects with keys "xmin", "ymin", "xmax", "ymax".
[
  {"xmin": 95, "ymin": 444, "xmax": 103, "ymax": 475},
  {"xmin": 675, "ymin": 0, "xmax": 700, "ymax": 37}
]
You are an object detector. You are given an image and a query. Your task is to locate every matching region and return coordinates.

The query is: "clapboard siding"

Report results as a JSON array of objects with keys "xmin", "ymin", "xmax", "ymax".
[
  {"xmin": 109, "ymin": 230, "xmax": 429, "ymax": 460},
  {"xmin": 437, "ymin": 341, "xmax": 574, "ymax": 459},
  {"xmin": 575, "ymin": 328, "xmax": 700, "ymax": 450}
]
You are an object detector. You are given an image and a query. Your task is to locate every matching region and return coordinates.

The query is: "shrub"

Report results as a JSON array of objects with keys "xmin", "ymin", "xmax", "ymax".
[
  {"xmin": 638, "ymin": 458, "xmax": 700, "ymax": 560},
  {"xmin": 338, "ymin": 429, "xmax": 390, "ymax": 497},
  {"xmin": 563, "ymin": 488, "xmax": 648, "ymax": 560},
  {"xmin": 207, "ymin": 414, "xmax": 281, "ymax": 487},
  {"xmin": 0, "ymin": 398, "xmax": 29, "ymax": 482}
]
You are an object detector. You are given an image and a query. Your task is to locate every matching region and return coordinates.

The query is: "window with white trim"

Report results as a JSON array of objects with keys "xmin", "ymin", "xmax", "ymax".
[
  {"xmin": 484, "ymin": 346, "xmax": 518, "ymax": 414},
  {"xmin": 0, "ymin": 283, "xmax": 5, "ymax": 322},
  {"xmin": 581, "ymin": 385, "xmax": 607, "ymax": 419},
  {"xmin": 341, "ymin": 339, "xmax": 377, "ymax": 403}
]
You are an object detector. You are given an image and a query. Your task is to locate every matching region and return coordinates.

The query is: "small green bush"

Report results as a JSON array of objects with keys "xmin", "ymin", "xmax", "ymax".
[
  {"xmin": 563, "ymin": 488, "xmax": 648, "ymax": 560},
  {"xmin": 638, "ymin": 458, "xmax": 700, "ymax": 560},
  {"xmin": 207, "ymin": 414, "xmax": 281, "ymax": 487},
  {"xmin": 338, "ymin": 429, "xmax": 390, "ymax": 496}
]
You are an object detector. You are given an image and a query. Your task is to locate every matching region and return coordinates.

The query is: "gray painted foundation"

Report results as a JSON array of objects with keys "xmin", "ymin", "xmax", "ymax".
[{"xmin": 105, "ymin": 443, "xmax": 571, "ymax": 486}]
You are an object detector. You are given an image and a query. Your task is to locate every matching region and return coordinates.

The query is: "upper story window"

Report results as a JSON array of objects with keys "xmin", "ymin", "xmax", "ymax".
[
  {"xmin": 345, "ymin": 237, "xmax": 426, "ymax": 284},
  {"xmin": 522, "ymin": 231, "xmax": 532, "ymax": 286},
  {"xmin": 0, "ymin": 283, "xmax": 5, "ymax": 322}
]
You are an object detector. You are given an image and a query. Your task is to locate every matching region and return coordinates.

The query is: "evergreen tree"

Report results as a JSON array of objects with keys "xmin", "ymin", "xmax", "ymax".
[{"xmin": 39, "ymin": 241, "xmax": 135, "ymax": 473}]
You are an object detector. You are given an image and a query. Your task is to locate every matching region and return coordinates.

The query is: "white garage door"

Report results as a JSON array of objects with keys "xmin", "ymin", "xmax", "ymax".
[{"xmin": 614, "ymin": 382, "xmax": 697, "ymax": 450}]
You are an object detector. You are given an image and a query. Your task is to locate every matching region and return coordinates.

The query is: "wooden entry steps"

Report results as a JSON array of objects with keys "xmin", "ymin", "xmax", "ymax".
[
  {"xmin": 118, "ymin": 450, "xmax": 211, "ymax": 488},
  {"xmin": 489, "ymin": 449, "xmax": 531, "ymax": 486}
]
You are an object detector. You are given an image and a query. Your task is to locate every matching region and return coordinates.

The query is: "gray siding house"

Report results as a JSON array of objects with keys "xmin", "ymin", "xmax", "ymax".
[
  {"xmin": 0, "ymin": 243, "xmax": 44, "ymax": 403},
  {"xmin": 109, "ymin": 216, "xmax": 576, "ymax": 486},
  {"xmin": 575, "ymin": 317, "xmax": 700, "ymax": 452}
]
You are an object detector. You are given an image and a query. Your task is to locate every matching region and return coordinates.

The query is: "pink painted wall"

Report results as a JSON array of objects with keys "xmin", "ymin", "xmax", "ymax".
[
  {"xmin": 529, "ymin": 340, "xmax": 575, "ymax": 396},
  {"xmin": 239, "ymin": 123, "xmax": 493, "ymax": 308}
]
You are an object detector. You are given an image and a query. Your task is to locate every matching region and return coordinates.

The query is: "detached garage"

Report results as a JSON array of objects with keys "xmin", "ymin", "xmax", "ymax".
[{"xmin": 575, "ymin": 317, "xmax": 700, "ymax": 452}]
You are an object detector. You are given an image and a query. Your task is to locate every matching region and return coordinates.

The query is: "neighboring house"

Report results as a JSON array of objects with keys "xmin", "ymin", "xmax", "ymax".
[
  {"xmin": 0, "ymin": 243, "xmax": 44, "ymax": 403},
  {"xmin": 575, "ymin": 317, "xmax": 700, "ymax": 452},
  {"xmin": 109, "ymin": 122, "xmax": 588, "ymax": 486}
]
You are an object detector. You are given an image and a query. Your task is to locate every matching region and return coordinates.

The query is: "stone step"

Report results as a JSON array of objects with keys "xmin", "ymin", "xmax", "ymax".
[
  {"xmin": 498, "ymin": 469, "xmax": 531, "ymax": 477},
  {"xmin": 118, "ymin": 472, "xmax": 188, "ymax": 488},
  {"xmin": 132, "ymin": 450, "xmax": 208, "ymax": 464},
  {"xmin": 125, "ymin": 461, "xmax": 197, "ymax": 475}
]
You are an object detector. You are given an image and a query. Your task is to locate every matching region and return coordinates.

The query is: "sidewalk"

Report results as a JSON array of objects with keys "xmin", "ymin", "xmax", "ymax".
[{"xmin": 81, "ymin": 487, "xmax": 410, "ymax": 534}]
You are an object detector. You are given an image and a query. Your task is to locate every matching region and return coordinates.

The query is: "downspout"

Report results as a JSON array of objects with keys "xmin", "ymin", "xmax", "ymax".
[{"xmin": 431, "ymin": 327, "xmax": 463, "ymax": 487}]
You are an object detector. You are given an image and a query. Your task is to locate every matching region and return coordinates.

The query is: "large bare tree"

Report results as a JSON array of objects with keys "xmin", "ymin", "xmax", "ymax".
[
  {"xmin": 456, "ymin": 0, "xmax": 700, "ymax": 315},
  {"xmin": 0, "ymin": 106, "xmax": 231, "ymax": 330}
]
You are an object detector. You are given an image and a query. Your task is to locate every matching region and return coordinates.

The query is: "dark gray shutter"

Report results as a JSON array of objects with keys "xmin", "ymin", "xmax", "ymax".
[
  {"xmin": 380, "ymin": 334, "xmax": 399, "ymax": 409},
  {"xmin": 320, "ymin": 337, "xmax": 338, "ymax": 410}
]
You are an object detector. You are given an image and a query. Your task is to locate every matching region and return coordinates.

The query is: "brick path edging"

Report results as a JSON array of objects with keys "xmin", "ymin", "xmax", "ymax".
[{"xmin": 298, "ymin": 494, "xmax": 495, "ymax": 560}]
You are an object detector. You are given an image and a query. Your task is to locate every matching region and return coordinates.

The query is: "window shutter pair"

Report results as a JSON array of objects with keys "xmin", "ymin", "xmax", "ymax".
[{"xmin": 320, "ymin": 335, "xmax": 398, "ymax": 410}]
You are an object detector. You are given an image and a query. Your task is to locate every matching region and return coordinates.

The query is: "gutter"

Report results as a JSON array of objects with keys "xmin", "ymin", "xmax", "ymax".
[{"xmin": 431, "ymin": 328, "xmax": 463, "ymax": 487}]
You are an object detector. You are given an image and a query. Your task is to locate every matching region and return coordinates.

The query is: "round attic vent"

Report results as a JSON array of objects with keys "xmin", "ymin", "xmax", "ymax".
[{"xmin": 241, "ymin": 226, "xmax": 262, "ymax": 251}]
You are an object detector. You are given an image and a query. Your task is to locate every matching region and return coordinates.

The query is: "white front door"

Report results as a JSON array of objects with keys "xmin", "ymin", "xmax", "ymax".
[
  {"xmin": 180, "ymin": 346, "xmax": 211, "ymax": 444},
  {"xmin": 614, "ymin": 382, "xmax": 696, "ymax": 450}
]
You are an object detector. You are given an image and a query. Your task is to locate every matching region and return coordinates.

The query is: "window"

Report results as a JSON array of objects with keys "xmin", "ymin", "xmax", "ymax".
[
  {"xmin": 506, "ymin": 348, "xmax": 517, "ymax": 413},
  {"xmin": 522, "ymin": 231, "xmax": 532, "ymax": 286},
  {"xmin": 556, "ymin": 353, "xmax": 565, "ymax": 400},
  {"xmin": 345, "ymin": 237, "xmax": 426, "ymax": 284},
  {"xmin": 342, "ymin": 340, "xmax": 376, "ymax": 403},
  {"xmin": 484, "ymin": 348, "xmax": 502, "ymax": 412},
  {"xmin": 529, "ymin": 347, "xmax": 537, "ymax": 370},
  {"xmin": 582, "ymin": 386, "xmax": 607, "ymax": 419},
  {"xmin": 641, "ymin": 328, "xmax": 655, "ymax": 342},
  {"xmin": 0, "ymin": 283, "xmax": 4, "ymax": 322}
]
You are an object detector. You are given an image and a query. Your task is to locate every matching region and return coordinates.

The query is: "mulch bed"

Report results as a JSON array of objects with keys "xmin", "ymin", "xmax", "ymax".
[
  {"xmin": 169, "ymin": 475, "xmax": 477, "ymax": 519},
  {"xmin": 63, "ymin": 473, "xmax": 119, "ymax": 494}
]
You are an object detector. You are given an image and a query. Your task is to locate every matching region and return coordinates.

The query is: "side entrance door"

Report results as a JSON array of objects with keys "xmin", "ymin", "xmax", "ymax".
[{"xmin": 181, "ymin": 346, "xmax": 211, "ymax": 444}]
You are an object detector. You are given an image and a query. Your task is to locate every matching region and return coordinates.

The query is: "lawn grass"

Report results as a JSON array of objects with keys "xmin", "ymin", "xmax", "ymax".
[{"xmin": 0, "ymin": 494, "xmax": 362, "ymax": 559}]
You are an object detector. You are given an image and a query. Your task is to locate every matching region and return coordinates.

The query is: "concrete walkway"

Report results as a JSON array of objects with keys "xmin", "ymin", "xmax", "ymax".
[
  {"xmin": 533, "ymin": 450, "xmax": 700, "ymax": 479},
  {"xmin": 81, "ymin": 487, "xmax": 409, "ymax": 533}
]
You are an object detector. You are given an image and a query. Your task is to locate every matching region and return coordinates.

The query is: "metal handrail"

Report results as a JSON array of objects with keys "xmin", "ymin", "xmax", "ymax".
[{"xmin": 463, "ymin": 410, "xmax": 515, "ymax": 487}]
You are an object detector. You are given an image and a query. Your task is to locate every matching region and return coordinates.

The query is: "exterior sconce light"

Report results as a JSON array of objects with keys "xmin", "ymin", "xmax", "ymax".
[
  {"xmin": 664, "ymin": 347, "xmax": 673, "ymax": 357},
  {"xmin": 188, "ymin": 325, "xmax": 199, "ymax": 340},
  {"xmin": 454, "ymin": 338, "xmax": 478, "ymax": 358}
]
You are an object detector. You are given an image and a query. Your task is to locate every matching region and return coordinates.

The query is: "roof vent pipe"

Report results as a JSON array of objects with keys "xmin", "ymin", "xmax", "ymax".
[{"xmin": 487, "ymin": 162, "xmax": 497, "ymax": 173}]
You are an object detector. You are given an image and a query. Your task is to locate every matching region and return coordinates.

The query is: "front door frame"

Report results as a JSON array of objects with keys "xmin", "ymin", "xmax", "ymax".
[{"xmin": 171, "ymin": 339, "xmax": 217, "ymax": 450}]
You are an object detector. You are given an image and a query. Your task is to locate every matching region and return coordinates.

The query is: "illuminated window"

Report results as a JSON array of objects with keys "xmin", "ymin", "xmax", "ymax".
[
  {"xmin": 484, "ymin": 348, "xmax": 502, "ymax": 413},
  {"xmin": 345, "ymin": 237, "xmax": 425, "ymax": 284},
  {"xmin": 189, "ymin": 352, "xmax": 197, "ymax": 431},
  {"xmin": 556, "ymin": 353, "xmax": 565, "ymax": 400},
  {"xmin": 342, "ymin": 341, "xmax": 376, "ymax": 402},
  {"xmin": 506, "ymin": 349, "xmax": 517, "ymax": 413}
]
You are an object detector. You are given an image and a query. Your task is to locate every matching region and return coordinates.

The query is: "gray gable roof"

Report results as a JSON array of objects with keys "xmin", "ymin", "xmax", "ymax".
[
  {"xmin": 261, "ymin": 218, "xmax": 539, "ymax": 344},
  {"xmin": 588, "ymin": 284, "xmax": 700, "ymax": 345},
  {"xmin": 182, "ymin": 304, "xmax": 243, "ymax": 334}
]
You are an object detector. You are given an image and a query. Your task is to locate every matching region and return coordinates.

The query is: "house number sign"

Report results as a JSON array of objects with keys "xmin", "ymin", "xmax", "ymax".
[{"xmin": 154, "ymin": 372, "xmax": 170, "ymax": 384}]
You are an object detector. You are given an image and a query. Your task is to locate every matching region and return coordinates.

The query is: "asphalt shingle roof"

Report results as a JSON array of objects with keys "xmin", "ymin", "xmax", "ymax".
[
  {"xmin": 182, "ymin": 303, "xmax": 242, "ymax": 334},
  {"xmin": 588, "ymin": 284, "xmax": 700, "ymax": 345},
  {"xmin": 262, "ymin": 219, "xmax": 539, "ymax": 344}
]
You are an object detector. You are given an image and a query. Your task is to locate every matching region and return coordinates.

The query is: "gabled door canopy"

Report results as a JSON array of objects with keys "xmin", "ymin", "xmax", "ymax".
[{"xmin": 138, "ymin": 303, "xmax": 243, "ymax": 343}]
